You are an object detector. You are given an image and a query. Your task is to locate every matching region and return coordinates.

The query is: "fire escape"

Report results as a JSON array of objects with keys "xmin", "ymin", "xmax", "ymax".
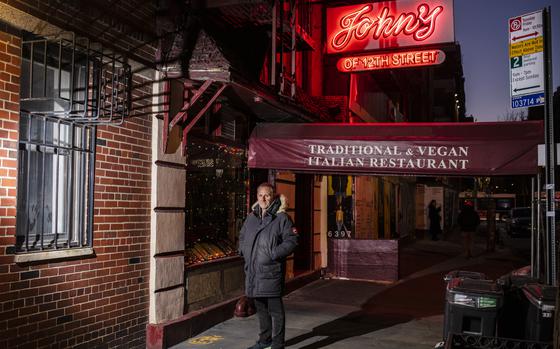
[
  {"xmin": 158, "ymin": 0, "xmax": 320, "ymax": 153},
  {"xmin": 204, "ymin": 0, "xmax": 316, "ymax": 97},
  {"xmin": 20, "ymin": 33, "xmax": 132, "ymax": 124}
]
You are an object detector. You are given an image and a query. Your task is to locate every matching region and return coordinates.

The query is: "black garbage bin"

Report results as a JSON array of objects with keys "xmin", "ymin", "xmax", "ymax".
[
  {"xmin": 443, "ymin": 271, "xmax": 487, "ymax": 340},
  {"xmin": 497, "ymin": 266, "xmax": 537, "ymax": 339},
  {"xmin": 443, "ymin": 277, "xmax": 503, "ymax": 340},
  {"xmin": 444, "ymin": 270, "xmax": 486, "ymax": 283},
  {"xmin": 522, "ymin": 283, "xmax": 556, "ymax": 342}
]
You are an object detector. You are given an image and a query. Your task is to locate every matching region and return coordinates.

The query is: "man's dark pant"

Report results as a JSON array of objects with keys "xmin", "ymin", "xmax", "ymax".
[{"xmin": 254, "ymin": 297, "xmax": 285, "ymax": 349}]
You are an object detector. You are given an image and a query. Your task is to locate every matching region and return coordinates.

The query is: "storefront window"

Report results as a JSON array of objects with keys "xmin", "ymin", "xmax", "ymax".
[
  {"xmin": 328, "ymin": 175, "xmax": 399, "ymax": 240},
  {"xmin": 185, "ymin": 138, "xmax": 247, "ymax": 266},
  {"xmin": 353, "ymin": 175, "xmax": 396, "ymax": 239},
  {"xmin": 327, "ymin": 175, "xmax": 354, "ymax": 239}
]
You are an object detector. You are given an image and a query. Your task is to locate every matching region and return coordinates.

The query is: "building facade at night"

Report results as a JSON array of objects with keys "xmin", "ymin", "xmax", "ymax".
[{"xmin": 0, "ymin": 1, "xmax": 465, "ymax": 348}]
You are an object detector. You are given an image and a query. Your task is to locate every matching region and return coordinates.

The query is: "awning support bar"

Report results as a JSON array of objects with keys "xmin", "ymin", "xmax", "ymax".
[
  {"xmin": 162, "ymin": 79, "xmax": 227, "ymax": 155},
  {"xmin": 170, "ymin": 79, "xmax": 214, "ymax": 130}
]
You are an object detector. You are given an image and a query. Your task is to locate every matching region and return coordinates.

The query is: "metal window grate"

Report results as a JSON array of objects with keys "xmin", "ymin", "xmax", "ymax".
[
  {"xmin": 15, "ymin": 113, "xmax": 96, "ymax": 252},
  {"xmin": 20, "ymin": 32, "xmax": 131, "ymax": 125}
]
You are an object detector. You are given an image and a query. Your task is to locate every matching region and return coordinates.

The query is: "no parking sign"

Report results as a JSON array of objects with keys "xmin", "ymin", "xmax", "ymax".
[{"xmin": 509, "ymin": 10, "xmax": 545, "ymax": 109}]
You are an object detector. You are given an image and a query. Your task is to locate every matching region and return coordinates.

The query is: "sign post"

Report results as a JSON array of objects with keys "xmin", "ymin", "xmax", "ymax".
[
  {"xmin": 510, "ymin": 9, "xmax": 555, "ymax": 286},
  {"xmin": 542, "ymin": 7, "xmax": 556, "ymax": 287},
  {"xmin": 509, "ymin": 11, "xmax": 545, "ymax": 109}
]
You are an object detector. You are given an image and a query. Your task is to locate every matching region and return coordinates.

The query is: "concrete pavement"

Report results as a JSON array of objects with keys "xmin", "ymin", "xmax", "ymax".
[{"xmin": 172, "ymin": 231, "xmax": 530, "ymax": 349}]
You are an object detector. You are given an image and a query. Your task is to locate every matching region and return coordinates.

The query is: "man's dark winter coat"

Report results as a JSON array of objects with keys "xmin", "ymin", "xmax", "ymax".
[{"xmin": 239, "ymin": 195, "xmax": 298, "ymax": 298}]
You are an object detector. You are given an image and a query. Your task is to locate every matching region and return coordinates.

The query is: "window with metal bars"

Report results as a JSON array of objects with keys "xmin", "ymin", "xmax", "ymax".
[{"xmin": 15, "ymin": 36, "xmax": 96, "ymax": 254}]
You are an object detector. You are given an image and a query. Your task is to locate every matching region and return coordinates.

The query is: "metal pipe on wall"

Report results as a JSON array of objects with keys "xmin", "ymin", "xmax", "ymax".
[
  {"xmin": 271, "ymin": 0, "xmax": 277, "ymax": 87},
  {"xmin": 290, "ymin": 1, "xmax": 296, "ymax": 98}
]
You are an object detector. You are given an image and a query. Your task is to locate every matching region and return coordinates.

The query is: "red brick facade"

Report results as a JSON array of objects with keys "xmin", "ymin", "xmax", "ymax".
[{"xmin": 0, "ymin": 27, "xmax": 153, "ymax": 349}]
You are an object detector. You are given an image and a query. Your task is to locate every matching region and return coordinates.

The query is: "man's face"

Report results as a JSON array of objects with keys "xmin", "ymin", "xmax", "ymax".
[{"xmin": 257, "ymin": 187, "xmax": 274, "ymax": 210}]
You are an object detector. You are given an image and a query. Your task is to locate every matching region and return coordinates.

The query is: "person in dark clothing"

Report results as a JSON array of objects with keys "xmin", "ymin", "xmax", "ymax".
[
  {"xmin": 239, "ymin": 183, "xmax": 298, "ymax": 349},
  {"xmin": 428, "ymin": 200, "xmax": 442, "ymax": 240},
  {"xmin": 458, "ymin": 201, "xmax": 480, "ymax": 258}
]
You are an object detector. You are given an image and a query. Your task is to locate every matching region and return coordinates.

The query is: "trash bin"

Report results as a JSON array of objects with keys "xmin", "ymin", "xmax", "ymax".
[
  {"xmin": 442, "ymin": 270, "xmax": 487, "ymax": 340},
  {"xmin": 522, "ymin": 283, "xmax": 556, "ymax": 342},
  {"xmin": 497, "ymin": 266, "xmax": 536, "ymax": 339},
  {"xmin": 497, "ymin": 265, "xmax": 535, "ymax": 289},
  {"xmin": 443, "ymin": 277, "xmax": 503, "ymax": 340},
  {"xmin": 444, "ymin": 270, "xmax": 486, "ymax": 283},
  {"xmin": 510, "ymin": 265, "xmax": 531, "ymax": 276}
]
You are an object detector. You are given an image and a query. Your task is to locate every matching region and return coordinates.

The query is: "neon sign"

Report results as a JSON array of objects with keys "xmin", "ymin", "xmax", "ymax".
[
  {"xmin": 326, "ymin": 0, "xmax": 454, "ymax": 54},
  {"xmin": 337, "ymin": 49, "xmax": 446, "ymax": 72}
]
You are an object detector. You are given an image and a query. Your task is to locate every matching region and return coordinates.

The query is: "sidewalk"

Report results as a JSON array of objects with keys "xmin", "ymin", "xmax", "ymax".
[{"xmin": 171, "ymin": 232, "xmax": 529, "ymax": 349}]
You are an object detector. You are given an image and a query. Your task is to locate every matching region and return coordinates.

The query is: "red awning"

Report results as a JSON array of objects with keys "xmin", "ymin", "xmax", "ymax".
[{"xmin": 248, "ymin": 121, "xmax": 544, "ymax": 176}]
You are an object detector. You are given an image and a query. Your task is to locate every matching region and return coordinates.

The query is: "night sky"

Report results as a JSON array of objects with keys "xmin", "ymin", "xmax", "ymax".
[{"xmin": 454, "ymin": 0, "xmax": 559, "ymax": 121}]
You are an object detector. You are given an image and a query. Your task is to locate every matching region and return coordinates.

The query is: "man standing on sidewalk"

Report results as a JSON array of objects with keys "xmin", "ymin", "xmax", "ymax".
[
  {"xmin": 239, "ymin": 183, "xmax": 298, "ymax": 349},
  {"xmin": 458, "ymin": 200, "xmax": 480, "ymax": 258}
]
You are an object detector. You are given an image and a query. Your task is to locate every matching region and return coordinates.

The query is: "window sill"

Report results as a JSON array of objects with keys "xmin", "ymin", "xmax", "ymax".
[{"xmin": 14, "ymin": 247, "xmax": 95, "ymax": 263}]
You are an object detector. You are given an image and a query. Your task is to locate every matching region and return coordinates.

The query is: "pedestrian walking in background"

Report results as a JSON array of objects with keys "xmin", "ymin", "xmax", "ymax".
[
  {"xmin": 428, "ymin": 200, "xmax": 442, "ymax": 241},
  {"xmin": 458, "ymin": 201, "xmax": 480, "ymax": 258},
  {"xmin": 239, "ymin": 183, "xmax": 298, "ymax": 349},
  {"xmin": 486, "ymin": 199, "xmax": 497, "ymax": 252}
]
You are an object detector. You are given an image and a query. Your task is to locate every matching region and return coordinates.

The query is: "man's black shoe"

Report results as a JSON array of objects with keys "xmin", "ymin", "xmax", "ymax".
[{"xmin": 247, "ymin": 342, "xmax": 272, "ymax": 349}]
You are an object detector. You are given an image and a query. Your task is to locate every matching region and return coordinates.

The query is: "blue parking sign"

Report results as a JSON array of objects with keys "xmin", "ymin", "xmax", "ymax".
[{"xmin": 511, "ymin": 93, "xmax": 545, "ymax": 109}]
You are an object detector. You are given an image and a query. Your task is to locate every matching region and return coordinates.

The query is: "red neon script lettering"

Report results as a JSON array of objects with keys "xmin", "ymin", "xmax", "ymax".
[
  {"xmin": 331, "ymin": 3, "xmax": 444, "ymax": 51},
  {"xmin": 414, "ymin": 4, "xmax": 443, "ymax": 40},
  {"xmin": 332, "ymin": 5, "xmax": 374, "ymax": 50}
]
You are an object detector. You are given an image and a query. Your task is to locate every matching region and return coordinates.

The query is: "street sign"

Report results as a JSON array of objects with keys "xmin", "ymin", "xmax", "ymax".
[{"xmin": 509, "ymin": 11, "xmax": 545, "ymax": 109}]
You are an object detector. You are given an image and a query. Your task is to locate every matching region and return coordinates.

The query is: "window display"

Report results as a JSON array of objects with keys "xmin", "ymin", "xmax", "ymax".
[{"xmin": 185, "ymin": 138, "xmax": 248, "ymax": 266}]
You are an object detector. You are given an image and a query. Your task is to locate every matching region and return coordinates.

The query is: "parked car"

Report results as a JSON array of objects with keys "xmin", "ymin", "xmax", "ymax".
[{"xmin": 506, "ymin": 207, "xmax": 531, "ymax": 237}]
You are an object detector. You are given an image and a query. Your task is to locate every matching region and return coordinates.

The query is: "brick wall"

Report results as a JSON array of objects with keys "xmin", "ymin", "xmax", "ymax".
[
  {"xmin": 0, "ymin": 26, "xmax": 23, "ymax": 343},
  {"xmin": 312, "ymin": 96, "xmax": 348, "ymax": 122},
  {"xmin": 0, "ymin": 26, "xmax": 154, "ymax": 349}
]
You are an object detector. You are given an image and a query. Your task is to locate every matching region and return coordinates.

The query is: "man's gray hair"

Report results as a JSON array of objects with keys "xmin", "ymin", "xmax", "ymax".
[{"xmin": 257, "ymin": 182, "xmax": 274, "ymax": 193}]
